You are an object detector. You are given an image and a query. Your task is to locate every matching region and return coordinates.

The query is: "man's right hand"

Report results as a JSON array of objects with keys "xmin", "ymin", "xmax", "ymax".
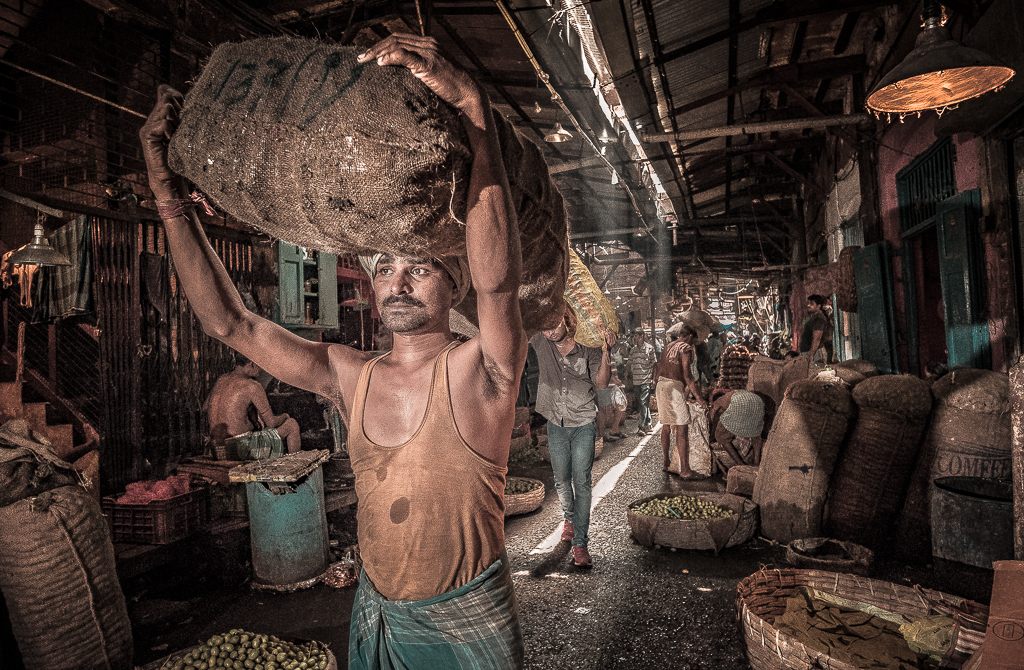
[{"xmin": 139, "ymin": 84, "xmax": 187, "ymax": 199}]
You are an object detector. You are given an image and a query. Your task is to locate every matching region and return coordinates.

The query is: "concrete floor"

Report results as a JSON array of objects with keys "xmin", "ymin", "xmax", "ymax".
[{"xmin": 128, "ymin": 414, "xmax": 995, "ymax": 669}]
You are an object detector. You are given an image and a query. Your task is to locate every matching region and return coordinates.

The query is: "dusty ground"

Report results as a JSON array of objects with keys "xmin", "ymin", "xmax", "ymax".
[{"xmin": 123, "ymin": 414, "xmax": 994, "ymax": 669}]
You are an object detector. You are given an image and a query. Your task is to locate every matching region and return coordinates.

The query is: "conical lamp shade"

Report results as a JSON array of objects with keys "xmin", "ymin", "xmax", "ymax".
[
  {"xmin": 544, "ymin": 122, "xmax": 573, "ymax": 143},
  {"xmin": 867, "ymin": 17, "xmax": 1014, "ymax": 114},
  {"xmin": 6, "ymin": 224, "xmax": 71, "ymax": 266}
]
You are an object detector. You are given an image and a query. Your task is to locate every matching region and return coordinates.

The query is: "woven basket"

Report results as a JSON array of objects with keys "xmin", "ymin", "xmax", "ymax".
[
  {"xmin": 737, "ymin": 568, "xmax": 988, "ymax": 670},
  {"xmin": 784, "ymin": 537, "xmax": 874, "ymax": 576},
  {"xmin": 504, "ymin": 477, "xmax": 545, "ymax": 517},
  {"xmin": 627, "ymin": 492, "xmax": 758, "ymax": 553}
]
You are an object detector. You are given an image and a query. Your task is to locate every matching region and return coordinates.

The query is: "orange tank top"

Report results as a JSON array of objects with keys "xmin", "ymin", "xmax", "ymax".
[{"xmin": 349, "ymin": 341, "xmax": 507, "ymax": 601}]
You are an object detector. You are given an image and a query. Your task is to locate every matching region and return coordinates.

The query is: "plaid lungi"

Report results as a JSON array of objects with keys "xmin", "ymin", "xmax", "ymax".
[{"xmin": 349, "ymin": 550, "xmax": 524, "ymax": 670}]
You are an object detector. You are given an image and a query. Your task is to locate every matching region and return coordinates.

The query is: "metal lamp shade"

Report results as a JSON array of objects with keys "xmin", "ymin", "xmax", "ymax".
[
  {"xmin": 544, "ymin": 122, "xmax": 573, "ymax": 143},
  {"xmin": 866, "ymin": 22, "xmax": 1014, "ymax": 114},
  {"xmin": 6, "ymin": 223, "xmax": 72, "ymax": 266}
]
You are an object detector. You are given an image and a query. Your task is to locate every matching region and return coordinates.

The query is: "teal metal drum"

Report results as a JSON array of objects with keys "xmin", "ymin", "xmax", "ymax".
[{"xmin": 245, "ymin": 466, "xmax": 330, "ymax": 589}]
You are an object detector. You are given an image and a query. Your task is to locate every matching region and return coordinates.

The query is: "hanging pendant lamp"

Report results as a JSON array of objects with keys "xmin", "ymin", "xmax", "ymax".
[
  {"xmin": 6, "ymin": 222, "xmax": 71, "ymax": 267},
  {"xmin": 866, "ymin": 0, "xmax": 1014, "ymax": 117},
  {"xmin": 544, "ymin": 122, "xmax": 573, "ymax": 143}
]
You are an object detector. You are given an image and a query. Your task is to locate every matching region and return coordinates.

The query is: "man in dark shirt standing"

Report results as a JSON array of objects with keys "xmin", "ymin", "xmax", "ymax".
[
  {"xmin": 800, "ymin": 294, "xmax": 833, "ymax": 364},
  {"xmin": 530, "ymin": 313, "xmax": 614, "ymax": 568}
]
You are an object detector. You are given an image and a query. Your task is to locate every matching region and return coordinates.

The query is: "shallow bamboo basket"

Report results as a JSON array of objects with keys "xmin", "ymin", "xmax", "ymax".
[
  {"xmin": 504, "ymin": 477, "xmax": 545, "ymax": 517},
  {"xmin": 736, "ymin": 568, "xmax": 987, "ymax": 670},
  {"xmin": 627, "ymin": 492, "xmax": 758, "ymax": 552}
]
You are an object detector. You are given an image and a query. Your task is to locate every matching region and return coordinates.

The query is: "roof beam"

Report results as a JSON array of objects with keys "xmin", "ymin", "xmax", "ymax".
[
  {"xmin": 759, "ymin": 151, "xmax": 822, "ymax": 195},
  {"xmin": 639, "ymin": 113, "xmax": 872, "ymax": 142},
  {"xmin": 671, "ymin": 54, "xmax": 866, "ymax": 117},
  {"xmin": 655, "ymin": 1, "xmax": 895, "ymax": 66}
]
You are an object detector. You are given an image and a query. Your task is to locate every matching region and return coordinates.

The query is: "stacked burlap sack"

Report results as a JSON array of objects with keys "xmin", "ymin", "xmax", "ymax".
[
  {"xmin": 753, "ymin": 379, "xmax": 855, "ymax": 544},
  {"xmin": 718, "ymin": 346, "xmax": 756, "ymax": 389},
  {"xmin": 824, "ymin": 375, "xmax": 932, "ymax": 553},
  {"xmin": 896, "ymin": 369, "xmax": 1012, "ymax": 561},
  {"xmin": 0, "ymin": 420, "xmax": 133, "ymax": 670},
  {"xmin": 168, "ymin": 37, "xmax": 567, "ymax": 332}
]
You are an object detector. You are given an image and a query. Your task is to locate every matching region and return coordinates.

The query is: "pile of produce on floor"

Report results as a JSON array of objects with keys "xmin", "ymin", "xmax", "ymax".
[
  {"xmin": 158, "ymin": 629, "xmax": 330, "ymax": 670},
  {"xmin": 505, "ymin": 478, "xmax": 543, "ymax": 495},
  {"xmin": 629, "ymin": 494, "xmax": 735, "ymax": 520}
]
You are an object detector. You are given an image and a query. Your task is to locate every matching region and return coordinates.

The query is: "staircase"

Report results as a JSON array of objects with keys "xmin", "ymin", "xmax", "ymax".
[{"xmin": 0, "ymin": 365, "xmax": 98, "ymax": 499}]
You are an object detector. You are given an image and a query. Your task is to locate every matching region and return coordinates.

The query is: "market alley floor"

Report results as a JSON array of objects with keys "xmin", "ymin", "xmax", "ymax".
[{"xmin": 129, "ymin": 415, "xmax": 994, "ymax": 670}]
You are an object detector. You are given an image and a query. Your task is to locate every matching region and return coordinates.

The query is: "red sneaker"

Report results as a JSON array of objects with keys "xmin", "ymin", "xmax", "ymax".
[
  {"xmin": 571, "ymin": 545, "xmax": 593, "ymax": 568},
  {"xmin": 561, "ymin": 521, "xmax": 574, "ymax": 542}
]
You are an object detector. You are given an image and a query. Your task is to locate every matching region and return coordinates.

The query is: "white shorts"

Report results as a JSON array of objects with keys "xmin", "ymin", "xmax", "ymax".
[{"xmin": 655, "ymin": 379, "xmax": 693, "ymax": 426}]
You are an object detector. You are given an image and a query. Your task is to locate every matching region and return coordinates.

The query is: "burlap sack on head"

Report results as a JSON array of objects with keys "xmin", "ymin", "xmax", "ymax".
[
  {"xmin": 0, "ymin": 485, "xmax": 133, "ymax": 670},
  {"xmin": 563, "ymin": 248, "xmax": 621, "ymax": 348},
  {"xmin": 825, "ymin": 375, "xmax": 932, "ymax": 553},
  {"xmin": 752, "ymin": 379, "xmax": 855, "ymax": 544},
  {"xmin": 896, "ymin": 369, "xmax": 1011, "ymax": 562},
  {"xmin": 169, "ymin": 36, "xmax": 567, "ymax": 332}
]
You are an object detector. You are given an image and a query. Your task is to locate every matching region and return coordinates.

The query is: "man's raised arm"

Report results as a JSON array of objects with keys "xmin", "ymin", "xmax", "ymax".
[
  {"xmin": 138, "ymin": 86, "xmax": 338, "ymax": 396},
  {"xmin": 357, "ymin": 35, "xmax": 527, "ymax": 389}
]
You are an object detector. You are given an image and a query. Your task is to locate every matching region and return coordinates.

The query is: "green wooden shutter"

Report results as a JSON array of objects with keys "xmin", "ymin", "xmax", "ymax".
[
  {"xmin": 853, "ymin": 242, "xmax": 899, "ymax": 374},
  {"xmin": 936, "ymin": 189, "xmax": 991, "ymax": 370},
  {"xmin": 278, "ymin": 242, "xmax": 304, "ymax": 325},
  {"xmin": 317, "ymin": 253, "xmax": 339, "ymax": 328}
]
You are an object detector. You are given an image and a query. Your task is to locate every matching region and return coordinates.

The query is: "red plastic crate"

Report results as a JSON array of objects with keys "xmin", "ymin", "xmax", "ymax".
[{"xmin": 102, "ymin": 485, "xmax": 210, "ymax": 545}]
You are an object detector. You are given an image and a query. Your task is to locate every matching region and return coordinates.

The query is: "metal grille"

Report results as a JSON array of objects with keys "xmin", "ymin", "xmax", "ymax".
[
  {"xmin": 896, "ymin": 137, "xmax": 956, "ymax": 233},
  {"xmin": 0, "ymin": 0, "xmax": 200, "ymax": 211}
]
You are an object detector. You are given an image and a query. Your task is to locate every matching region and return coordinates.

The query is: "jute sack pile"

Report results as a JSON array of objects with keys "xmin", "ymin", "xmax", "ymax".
[
  {"xmin": 752, "ymin": 379, "xmax": 855, "ymax": 544},
  {"xmin": 774, "ymin": 355, "xmax": 813, "ymax": 405},
  {"xmin": 824, "ymin": 375, "xmax": 932, "ymax": 553},
  {"xmin": 168, "ymin": 37, "xmax": 567, "ymax": 332},
  {"xmin": 0, "ymin": 485, "xmax": 133, "ymax": 670},
  {"xmin": 832, "ymin": 359, "xmax": 879, "ymax": 378},
  {"xmin": 897, "ymin": 368, "xmax": 1011, "ymax": 561},
  {"xmin": 746, "ymin": 356, "xmax": 784, "ymax": 405}
]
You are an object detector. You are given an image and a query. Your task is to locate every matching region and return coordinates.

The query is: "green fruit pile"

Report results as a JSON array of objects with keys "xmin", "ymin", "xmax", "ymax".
[
  {"xmin": 505, "ymin": 478, "xmax": 542, "ymax": 495},
  {"xmin": 630, "ymin": 495, "xmax": 734, "ymax": 520},
  {"xmin": 159, "ymin": 630, "xmax": 329, "ymax": 670}
]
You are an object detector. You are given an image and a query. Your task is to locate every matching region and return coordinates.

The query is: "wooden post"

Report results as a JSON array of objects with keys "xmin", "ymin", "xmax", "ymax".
[{"xmin": 1008, "ymin": 359, "xmax": 1024, "ymax": 559}]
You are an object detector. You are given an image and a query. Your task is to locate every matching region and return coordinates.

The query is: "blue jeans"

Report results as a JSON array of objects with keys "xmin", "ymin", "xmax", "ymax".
[
  {"xmin": 636, "ymin": 383, "xmax": 652, "ymax": 431},
  {"xmin": 546, "ymin": 421, "xmax": 595, "ymax": 547}
]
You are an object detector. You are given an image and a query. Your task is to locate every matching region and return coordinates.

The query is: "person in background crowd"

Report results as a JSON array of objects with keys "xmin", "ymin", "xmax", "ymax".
[
  {"xmin": 531, "ymin": 312, "xmax": 615, "ymax": 568},
  {"xmin": 142, "ymin": 33, "xmax": 528, "ymax": 669},
  {"xmin": 708, "ymin": 389, "xmax": 764, "ymax": 467},
  {"xmin": 628, "ymin": 329, "xmax": 658, "ymax": 436},
  {"xmin": 206, "ymin": 353, "xmax": 301, "ymax": 459},
  {"xmin": 596, "ymin": 366, "xmax": 627, "ymax": 443},
  {"xmin": 800, "ymin": 294, "xmax": 834, "ymax": 365},
  {"xmin": 653, "ymin": 323, "xmax": 707, "ymax": 479},
  {"xmin": 924, "ymin": 359, "xmax": 948, "ymax": 386}
]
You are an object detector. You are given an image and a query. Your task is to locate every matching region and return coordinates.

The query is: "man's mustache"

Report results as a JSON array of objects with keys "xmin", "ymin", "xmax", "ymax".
[{"xmin": 383, "ymin": 295, "xmax": 425, "ymax": 308}]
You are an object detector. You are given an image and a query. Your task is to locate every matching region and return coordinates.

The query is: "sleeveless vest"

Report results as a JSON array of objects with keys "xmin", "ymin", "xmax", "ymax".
[{"xmin": 349, "ymin": 342, "xmax": 507, "ymax": 601}]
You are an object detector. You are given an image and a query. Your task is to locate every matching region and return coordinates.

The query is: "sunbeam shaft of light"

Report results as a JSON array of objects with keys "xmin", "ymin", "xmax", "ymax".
[{"xmin": 530, "ymin": 423, "xmax": 662, "ymax": 555}]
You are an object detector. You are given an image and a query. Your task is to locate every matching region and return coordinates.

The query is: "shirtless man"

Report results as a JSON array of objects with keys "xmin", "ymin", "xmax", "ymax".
[
  {"xmin": 652, "ymin": 323, "xmax": 707, "ymax": 479},
  {"xmin": 140, "ymin": 34, "xmax": 526, "ymax": 669},
  {"xmin": 207, "ymin": 354, "xmax": 301, "ymax": 458}
]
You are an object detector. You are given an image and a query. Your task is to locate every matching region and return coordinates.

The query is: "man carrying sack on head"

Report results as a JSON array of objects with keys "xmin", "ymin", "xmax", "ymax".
[{"xmin": 140, "ymin": 34, "xmax": 526, "ymax": 670}]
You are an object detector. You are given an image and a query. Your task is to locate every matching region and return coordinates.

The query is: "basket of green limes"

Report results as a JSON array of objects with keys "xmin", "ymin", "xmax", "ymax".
[
  {"xmin": 627, "ymin": 492, "xmax": 759, "ymax": 553},
  {"xmin": 154, "ymin": 630, "xmax": 336, "ymax": 670},
  {"xmin": 504, "ymin": 476, "xmax": 545, "ymax": 517}
]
